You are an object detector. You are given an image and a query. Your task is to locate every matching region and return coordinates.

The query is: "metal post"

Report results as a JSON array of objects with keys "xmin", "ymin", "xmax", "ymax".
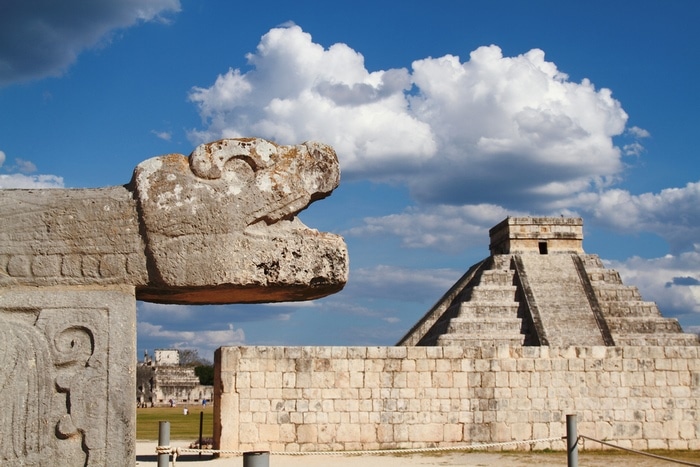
[
  {"xmin": 158, "ymin": 420, "xmax": 171, "ymax": 467},
  {"xmin": 243, "ymin": 451, "xmax": 270, "ymax": 467},
  {"xmin": 566, "ymin": 414, "xmax": 578, "ymax": 467},
  {"xmin": 198, "ymin": 411, "xmax": 204, "ymax": 458}
]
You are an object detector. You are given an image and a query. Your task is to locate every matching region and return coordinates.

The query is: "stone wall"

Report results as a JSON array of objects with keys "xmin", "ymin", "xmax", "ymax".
[{"xmin": 215, "ymin": 345, "xmax": 700, "ymax": 453}]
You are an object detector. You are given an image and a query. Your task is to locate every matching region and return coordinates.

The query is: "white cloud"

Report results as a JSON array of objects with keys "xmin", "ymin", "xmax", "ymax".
[
  {"xmin": 606, "ymin": 248, "xmax": 700, "ymax": 325},
  {"xmin": 189, "ymin": 27, "xmax": 629, "ymax": 210},
  {"xmin": 184, "ymin": 25, "xmax": 698, "ymax": 329},
  {"xmin": 576, "ymin": 181, "xmax": 700, "ymax": 254},
  {"xmin": 347, "ymin": 203, "xmax": 520, "ymax": 252},
  {"xmin": 627, "ymin": 126, "xmax": 651, "ymax": 138},
  {"xmin": 151, "ymin": 130, "xmax": 172, "ymax": 141},
  {"xmin": 1, "ymin": 150, "xmax": 63, "ymax": 187},
  {"xmin": 0, "ymin": 0, "xmax": 181, "ymax": 85},
  {"xmin": 347, "ymin": 265, "xmax": 462, "ymax": 302},
  {"xmin": 189, "ymin": 26, "xmax": 436, "ymax": 180},
  {"xmin": 0, "ymin": 174, "xmax": 64, "ymax": 188},
  {"xmin": 346, "ymin": 179, "xmax": 700, "ymax": 258},
  {"xmin": 138, "ymin": 321, "xmax": 245, "ymax": 361},
  {"xmin": 623, "ymin": 142, "xmax": 645, "ymax": 156},
  {"xmin": 13, "ymin": 158, "xmax": 38, "ymax": 174}
]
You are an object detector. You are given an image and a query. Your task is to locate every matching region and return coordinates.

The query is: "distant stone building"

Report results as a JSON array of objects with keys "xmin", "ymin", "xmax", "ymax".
[
  {"xmin": 137, "ymin": 349, "xmax": 213, "ymax": 407},
  {"xmin": 398, "ymin": 216, "xmax": 698, "ymax": 347}
]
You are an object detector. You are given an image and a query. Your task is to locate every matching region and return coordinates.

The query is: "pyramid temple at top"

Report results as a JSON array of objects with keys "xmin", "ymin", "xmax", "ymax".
[{"xmin": 398, "ymin": 217, "xmax": 699, "ymax": 347}]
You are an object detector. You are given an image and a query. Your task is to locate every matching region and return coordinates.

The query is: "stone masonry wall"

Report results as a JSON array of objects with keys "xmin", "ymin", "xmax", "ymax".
[{"xmin": 215, "ymin": 345, "xmax": 700, "ymax": 453}]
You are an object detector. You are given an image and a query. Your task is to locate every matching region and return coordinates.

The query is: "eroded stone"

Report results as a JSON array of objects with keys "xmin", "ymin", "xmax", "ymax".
[
  {"xmin": 0, "ymin": 138, "xmax": 349, "ymax": 304},
  {"xmin": 0, "ymin": 138, "xmax": 348, "ymax": 465}
]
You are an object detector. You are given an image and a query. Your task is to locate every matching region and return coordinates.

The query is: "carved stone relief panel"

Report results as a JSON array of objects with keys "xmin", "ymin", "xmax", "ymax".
[{"xmin": 0, "ymin": 287, "xmax": 135, "ymax": 467}]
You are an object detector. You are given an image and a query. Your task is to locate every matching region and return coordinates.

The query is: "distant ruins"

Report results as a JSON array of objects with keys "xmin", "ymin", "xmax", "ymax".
[
  {"xmin": 400, "ymin": 216, "xmax": 697, "ymax": 347},
  {"xmin": 215, "ymin": 217, "xmax": 699, "ymax": 454},
  {"xmin": 0, "ymin": 138, "xmax": 349, "ymax": 466},
  {"xmin": 137, "ymin": 349, "xmax": 213, "ymax": 407}
]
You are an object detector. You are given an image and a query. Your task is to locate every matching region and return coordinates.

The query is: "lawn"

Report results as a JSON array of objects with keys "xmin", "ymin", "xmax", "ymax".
[{"xmin": 137, "ymin": 406, "xmax": 214, "ymax": 440}]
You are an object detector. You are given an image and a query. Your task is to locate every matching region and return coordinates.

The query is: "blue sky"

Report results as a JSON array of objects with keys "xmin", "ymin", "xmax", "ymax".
[{"xmin": 1, "ymin": 1, "xmax": 699, "ymax": 361}]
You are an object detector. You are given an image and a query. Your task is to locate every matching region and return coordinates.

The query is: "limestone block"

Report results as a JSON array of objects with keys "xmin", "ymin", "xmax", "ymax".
[
  {"xmin": 239, "ymin": 423, "xmax": 259, "ymax": 443},
  {"xmin": 336, "ymin": 424, "xmax": 361, "ymax": 442},
  {"xmin": 0, "ymin": 287, "xmax": 135, "ymax": 466},
  {"xmin": 669, "ymin": 439, "xmax": 689, "ymax": 450},
  {"xmin": 408, "ymin": 423, "xmax": 444, "ymax": 442},
  {"xmin": 258, "ymin": 424, "xmax": 280, "ymax": 442}
]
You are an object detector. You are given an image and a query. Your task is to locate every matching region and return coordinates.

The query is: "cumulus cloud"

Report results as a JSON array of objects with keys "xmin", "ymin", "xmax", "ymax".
[
  {"xmin": 576, "ymin": 181, "xmax": 700, "ymax": 254},
  {"xmin": 189, "ymin": 25, "xmax": 629, "ymax": 209},
  {"xmin": 0, "ymin": 174, "xmax": 64, "ymax": 188},
  {"xmin": 183, "ymin": 24, "xmax": 699, "ymax": 327},
  {"xmin": 0, "ymin": 150, "xmax": 64, "ymax": 188},
  {"xmin": 0, "ymin": 0, "xmax": 180, "ymax": 85},
  {"xmin": 189, "ymin": 26, "xmax": 435, "ymax": 180},
  {"xmin": 186, "ymin": 25, "xmax": 698, "ymax": 272},
  {"xmin": 407, "ymin": 47, "xmax": 627, "ymax": 206},
  {"xmin": 347, "ymin": 179, "xmax": 700, "ymax": 258},
  {"xmin": 606, "ymin": 248, "xmax": 700, "ymax": 324}
]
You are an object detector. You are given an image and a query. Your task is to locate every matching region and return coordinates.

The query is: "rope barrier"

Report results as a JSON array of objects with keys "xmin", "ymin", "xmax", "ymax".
[
  {"xmin": 158, "ymin": 436, "xmax": 565, "ymax": 466},
  {"xmin": 158, "ymin": 435, "xmax": 700, "ymax": 466},
  {"xmin": 579, "ymin": 435, "xmax": 700, "ymax": 467},
  {"xmin": 155, "ymin": 445, "xmax": 172, "ymax": 455}
]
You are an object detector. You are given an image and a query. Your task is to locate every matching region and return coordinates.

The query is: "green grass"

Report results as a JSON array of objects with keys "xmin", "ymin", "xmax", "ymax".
[{"xmin": 137, "ymin": 406, "xmax": 214, "ymax": 440}]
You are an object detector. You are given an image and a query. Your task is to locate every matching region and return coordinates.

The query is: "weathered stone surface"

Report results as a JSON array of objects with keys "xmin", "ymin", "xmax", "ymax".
[
  {"xmin": 215, "ymin": 345, "xmax": 700, "ymax": 453},
  {"xmin": 0, "ymin": 138, "xmax": 349, "ymax": 304},
  {"xmin": 0, "ymin": 286, "xmax": 135, "ymax": 466},
  {"xmin": 0, "ymin": 138, "xmax": 347, "ymax": 465}
]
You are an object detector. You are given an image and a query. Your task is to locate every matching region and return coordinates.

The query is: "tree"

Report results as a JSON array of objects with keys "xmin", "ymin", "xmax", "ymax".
[
  {"xmin": 178, "ymin": 349, "xmax": 211, "ymax": 367},
  {"xmin": 194, "ymin": 365, "xmax": 214, "ymax": 385}
]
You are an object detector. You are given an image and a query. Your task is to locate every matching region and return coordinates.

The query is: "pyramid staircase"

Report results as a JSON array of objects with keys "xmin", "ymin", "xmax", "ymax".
[
  {"xmin": 401, "ymin": 255, "xmax": 531, "ymax": 347},
  {"xmin": 398, "ymin": 242, "xmax": 698, "ymax": 347},
  {"xmin": 581, "ymin": 255, "xmax": 699, "ymax": 346},
  {"xmin": 434, "ymin": 255, "xmax": 534, "ymax": 347}
]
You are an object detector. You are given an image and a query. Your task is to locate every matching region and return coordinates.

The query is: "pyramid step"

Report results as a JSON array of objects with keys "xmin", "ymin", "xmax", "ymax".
[
  {"xmin": 586, "ymin": 268, "xmax": 622, "ymax": 284},
  {"xmin": 599, "ymin": 301, "xmax": 661, "ymax": 317},
  {"xmin": 446, "ymin": 317, "xmax": 523, "ymax": 334},
  {"xmin": 478, "ymin": 269, "xmax": 515, "ymax": 286},
  {"xmin": 491, "ymin": 254, "xmax": 513, "ymax": 270},
  {"xmin": 457, "ymin": 302, "xmax": 520, "ymax": 318},
  {"xmin": 594, "ymin": 285, "xmax": 642, "ymax": 301},
  {"xmin": 580, "ymin": 254, "xmax": 605, "ymax": 268},
  {"xmin": 466, "ymin": 285, "xmax": 517, "ymax": 301},
  {"xmin": 612, "ymin": 334, "xmax": 700, "ymax": 346},
  {"xmin": 606, "ymin": 317, "xmax": 682, "ymax": 334},
  {"xmin": 437, "ymin": 335, "xmax": 525, "ymax": 346}
]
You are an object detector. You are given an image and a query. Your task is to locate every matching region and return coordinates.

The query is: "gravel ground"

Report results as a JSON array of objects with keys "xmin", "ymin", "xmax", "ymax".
[{"xmin": 135, "ymin": 441, "xmax": 700, "ymax": 466}]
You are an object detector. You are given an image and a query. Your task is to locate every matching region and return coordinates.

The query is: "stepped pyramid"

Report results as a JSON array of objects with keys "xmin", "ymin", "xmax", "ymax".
[{"xmin": 398, "ymin": 217, "xmax": 699, "ymax": 347}]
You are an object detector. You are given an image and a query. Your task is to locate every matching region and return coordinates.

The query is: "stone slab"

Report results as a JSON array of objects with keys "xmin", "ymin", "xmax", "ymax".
[{"xmin": 0, "ymin": 286, "xmax": 136, "ymax": 466}]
